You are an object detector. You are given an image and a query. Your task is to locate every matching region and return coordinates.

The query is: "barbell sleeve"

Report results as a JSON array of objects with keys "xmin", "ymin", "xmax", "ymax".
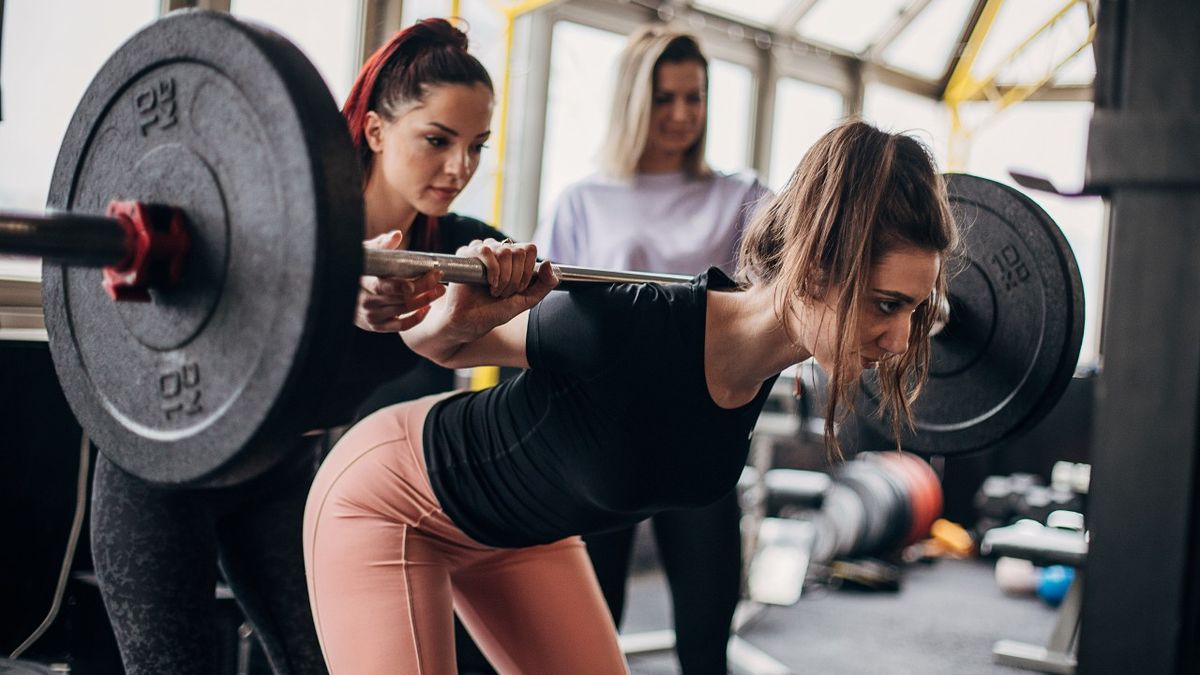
[{"xmin": 362, "ymin": 247, "xmax": 694, "ymax": 286}]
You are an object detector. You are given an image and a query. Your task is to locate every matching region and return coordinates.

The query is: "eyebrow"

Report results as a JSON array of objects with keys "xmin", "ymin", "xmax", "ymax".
[
  {"xmin": 873, "ymin": 289, "xmax": 917, "ymax": 304},
  {"xmin": 429, "ymin": 122, "xmax": 491, "ymax": 139}
]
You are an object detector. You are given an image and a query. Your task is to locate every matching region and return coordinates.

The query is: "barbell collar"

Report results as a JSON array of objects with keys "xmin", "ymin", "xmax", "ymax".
[{"xmin": 0, "ymin": 202, "xmax": 191, "ymax": 301}]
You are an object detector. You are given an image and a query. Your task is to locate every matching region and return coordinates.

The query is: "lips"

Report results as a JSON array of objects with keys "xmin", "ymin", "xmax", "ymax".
[{"xmin": 428, "ymin": 186, "xmax": 459, "ymax": 200}]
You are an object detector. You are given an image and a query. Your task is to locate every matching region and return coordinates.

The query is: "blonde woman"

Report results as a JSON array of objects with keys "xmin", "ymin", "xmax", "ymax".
[
  {"xmin": 533, "ymin": 26, "xmax": 768, "ymax": 673},
  {"xmin": 305, "ymin": 120, "xmax": 957, "ymax": 674}
]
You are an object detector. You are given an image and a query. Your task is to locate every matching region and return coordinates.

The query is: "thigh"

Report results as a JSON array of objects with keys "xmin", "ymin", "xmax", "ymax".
[
  {"xmin": 652, "ymin": 490, "xmax": 743, "ymax": 600},
  {"xmin": 582, "ymin": 524, "xmax": 638, "ymax": 626},
  {"xmin": 652, "ymin": 490, "xmax": 743, "ymax": 674},
  {"xmin": 454, "ymin": 538, "xmax": 628, "ymax": 675},
  {"xmin": 306, "ymin": 499, "xmax": 457, "ymax": 674},
  {"xmin": 218, "ymin": 442, "xmax": 326, "ymax": 675},
  {"xmin": 90, "ymin": 454, "xmax": 219, "ymax": 675},
  {"xmin": 304, "ymin": 402, "xmax": 464, "ymax": 675}
]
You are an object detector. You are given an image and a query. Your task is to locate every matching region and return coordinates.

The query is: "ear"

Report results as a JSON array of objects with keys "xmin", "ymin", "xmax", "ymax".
[{"xmin": 365, "ymin": 111, "xmax": 386, "ymax": 154}]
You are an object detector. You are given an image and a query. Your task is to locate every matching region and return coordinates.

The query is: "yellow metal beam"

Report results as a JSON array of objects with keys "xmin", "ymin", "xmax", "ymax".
[
  {"xmin": 944, "ymin": 0, "xmax": 1006, "ymax": 105},
  {"xmin": 945, "ymin": 0, "xmax": 1095, "ymax": 169}
]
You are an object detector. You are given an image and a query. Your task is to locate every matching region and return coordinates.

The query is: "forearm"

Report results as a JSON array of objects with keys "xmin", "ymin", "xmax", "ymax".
[
  {"xmin": 400, "ymin": 302, "xmax": 531, "ymax": 370},
  {"xmin": 399, "ymin": 307, "xmax": 473, "ymax": 367}
]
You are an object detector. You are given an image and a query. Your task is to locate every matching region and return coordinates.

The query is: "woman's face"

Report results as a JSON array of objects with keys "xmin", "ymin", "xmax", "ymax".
[
  {"xmin": 366, "ymin": 82, "xmax": 493, "ymax": 216},
  {"xmin": 644, "ymin": 60, "xmax": 706, "ymax": 160},
  {"xmin": 804, "ymin": 246, "xmax": 942, "ymax": 375}
]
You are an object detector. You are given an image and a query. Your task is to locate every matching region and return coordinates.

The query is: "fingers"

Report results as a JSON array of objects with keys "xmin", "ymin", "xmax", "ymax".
[
  {"xmin": 356, "ymin": 304, "xmax": 432, "ymax": 333},
  {"xmin": 395, "ymin": 305, "xmax": 433, "ymax": 331},
  {"xmin": 355, "ymin": 268, "xmax": 445, "ymax": 332},
  {"xmin": 522, "ymin": 260, "xmax": 560, "ymax": 307},
  {"xmin": 362, "ymin": 269, "xmax": 444, "ymax": 298},
  {"xmin": 364, "ymin": 229, "xmax": 404, "ymax": 250},
  {"xmin": 456, "ymin": 238, "xmax": 539, "ymax": 298}
]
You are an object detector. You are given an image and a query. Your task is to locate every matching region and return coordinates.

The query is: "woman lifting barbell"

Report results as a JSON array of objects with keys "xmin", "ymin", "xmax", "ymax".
[
  {"xmin": 89, "ymin": 19, "xmax": 504, "ymax": 675},
  {"xmin": 303, "ymin": 119, "xmax": 960, "ymax": 674}
]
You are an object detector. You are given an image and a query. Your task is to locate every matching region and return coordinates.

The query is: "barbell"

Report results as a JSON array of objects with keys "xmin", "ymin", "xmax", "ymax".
[{"xmin": 0, "ymin": 10, "xmax": 1083, "ymax": 487}]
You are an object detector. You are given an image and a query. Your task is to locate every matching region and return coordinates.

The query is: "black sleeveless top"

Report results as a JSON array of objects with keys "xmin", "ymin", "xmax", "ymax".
[{"xmin": 424, "ymin": 268, "xmax": 777, "ymax": 547}]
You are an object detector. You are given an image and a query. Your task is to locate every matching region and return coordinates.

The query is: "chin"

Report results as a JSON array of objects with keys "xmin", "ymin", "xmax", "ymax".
[{"xmin": 416, "ymin": 199, "xmax": 454, "ymax": 217}]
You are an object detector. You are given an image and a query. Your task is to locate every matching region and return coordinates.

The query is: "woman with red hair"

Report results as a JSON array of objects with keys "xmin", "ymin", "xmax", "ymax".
[{"xmin": 88, "ymin": 18, "xmax": 518, "ymax": 675}]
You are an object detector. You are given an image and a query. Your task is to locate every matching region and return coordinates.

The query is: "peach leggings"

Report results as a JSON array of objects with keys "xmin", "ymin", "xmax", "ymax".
[{"xmin": 302, "ymin": 392, "xmax": 628, "ymax": 674}]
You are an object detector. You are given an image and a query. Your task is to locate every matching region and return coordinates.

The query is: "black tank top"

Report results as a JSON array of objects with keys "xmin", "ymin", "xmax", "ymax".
[{"xmin": 424, "ymin": 268, "xmax": 777, "ymax": 547}]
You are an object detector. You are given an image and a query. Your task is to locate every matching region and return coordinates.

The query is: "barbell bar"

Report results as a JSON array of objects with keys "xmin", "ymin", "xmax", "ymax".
[{"xmin": 0, "ymin": 206, "xmax": 692, "ymax": 297}]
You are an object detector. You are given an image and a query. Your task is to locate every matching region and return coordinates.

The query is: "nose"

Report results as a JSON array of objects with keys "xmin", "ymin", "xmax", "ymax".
[
  {"xmin": 670, "ymin": 99, "xmax": 691, "ymax": 122},
  {"xmin": 879, "ymin": 314, "xmax": 912, "ymax": 357},
  {"xmin": 444, "ymin": 149, "xmax": 470, "ymax": 183}
]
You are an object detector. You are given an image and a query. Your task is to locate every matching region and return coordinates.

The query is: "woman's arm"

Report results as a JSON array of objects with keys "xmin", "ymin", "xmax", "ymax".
[{"xmin": 400, "ymin": 239, "xmax": 559, "ymax": 369}]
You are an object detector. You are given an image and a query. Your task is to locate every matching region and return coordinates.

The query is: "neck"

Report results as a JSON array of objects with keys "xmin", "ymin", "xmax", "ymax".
[
  {"xmin": 363, "ymin": 175, "xmax": 418, "ymax": 243},
  {"xmin": 705, "ymin": 283, "xmax": 811, "ymax": 407},
  {"xmin": 637, "ymin": 147, "xmax": 686, "ymax": 174}
]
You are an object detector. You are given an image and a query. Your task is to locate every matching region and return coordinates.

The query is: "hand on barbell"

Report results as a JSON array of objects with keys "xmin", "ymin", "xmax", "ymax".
[
  {"xmin": 355, "ymin": 230, "xmax": 447, "ymax": 333},
  {"xmin": 420, "ymin": 239, "xmax": 559, "ymax": 348}
]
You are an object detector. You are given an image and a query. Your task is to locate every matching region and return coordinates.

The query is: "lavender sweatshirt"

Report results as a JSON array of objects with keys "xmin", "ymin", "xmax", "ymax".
[{"xmin": 534, "ymin": 170, "xmax": 770, "ymax": 275}]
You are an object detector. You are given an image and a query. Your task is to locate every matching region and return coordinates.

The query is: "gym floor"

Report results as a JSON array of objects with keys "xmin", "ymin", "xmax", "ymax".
[{"xmin": 623, "ymin": 556, "xmax": 1059, "ymax": 674}]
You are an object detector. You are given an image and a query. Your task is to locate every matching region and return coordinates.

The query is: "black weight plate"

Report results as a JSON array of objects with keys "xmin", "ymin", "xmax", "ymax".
[
  {"xmin": 856, "ymin": 173, "xmax": 1084, "ymax": 456},
  {"xmin": 42, "ymin": 11, "xmax": 362, "ymax": 486},
  {"xmin": 836, "ymin": 465, "xmax": 892, "ymax": 556}
]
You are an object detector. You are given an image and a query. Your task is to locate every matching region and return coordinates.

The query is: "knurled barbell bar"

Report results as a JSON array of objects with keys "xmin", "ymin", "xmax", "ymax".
[
  {"xmin": 0, "ymin": 10, "xmax": 1084, "ymax": 489},
  {"xmin": 0, "ymin": 205, "xmax": 690, "ymax": 298}
]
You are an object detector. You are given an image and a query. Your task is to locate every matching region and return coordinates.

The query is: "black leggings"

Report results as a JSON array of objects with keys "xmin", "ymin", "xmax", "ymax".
[
  {"xmin": 584, "ymin": 489, "xmax": 743, "ymax": 675},
  {"xmin": 90, "ymin": 443, "xmax": 326, "ymax": 675}
]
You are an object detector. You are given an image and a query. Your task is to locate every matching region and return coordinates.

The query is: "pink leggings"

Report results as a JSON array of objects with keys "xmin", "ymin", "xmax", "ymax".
[{"xmin": 302, "ymin": 392, "xmax": 628, "ymax": 674}]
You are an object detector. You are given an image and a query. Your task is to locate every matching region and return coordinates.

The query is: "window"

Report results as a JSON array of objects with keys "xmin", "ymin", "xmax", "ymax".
[
  {"xmin": 881, "ymin": 0, "xmax": 975, "ymax": 80},
  {"xmin": 706, "ymin": 59, "xmax": 754, "ymax": 174},
  {"xmin": 862, "ymin": 82, "xmax": 951, "ymax": 170},
  {"xmin": 797, "ymin": 0, "xmax": 911, "ymax": 55},
  {"xmin": 768, "ymin": 78, "xmax": 844, "ymax": 191},
  {"xmin": 691, "ymin": 0, "xmax": 794, "ymax": 28},
  {"xmin": 230, "ymin": 0, "xmax": 363, "ymax": 104},
  {"xmin": 0, "ymin": 0, "xmax": 160, "ymax": 279},
  {"xmin": 537, "ymin": 20, "xmax": 625, "ymax": 221}
]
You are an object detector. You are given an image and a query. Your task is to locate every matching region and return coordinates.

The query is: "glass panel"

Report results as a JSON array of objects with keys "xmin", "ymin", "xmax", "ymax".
[
  {"xmin": 0, "ymin": 0, "xmax": 160, "ymax": 279},
  {"xmin": 767, "ymin": 78, "xmax": 844, "ymax": 191},
  {"xmin": 706, "ymin": 59, "xmax": 754, "ymax": 174},
  {"xmin": 692, "ymin": 0, "xmax": 794, "ymax": 27},
  {"xmin": 862, "ymin": 83, "xmax": 951, "ymax": 169},
  {"xmin": 972, "ymin": 0, "xmax": 1094, "ymax": 86},
  {"xmin": 1053, "ymin": 46, "xmax": 1096, "ymax": 86},
  {"xmin": 401, "ymin": 0, "xmax": 453, "ymax": 24},
  {"xmin": 881, "ymin": 0, "xmax": 975, "ymax": 80},
  {"xmin": 961, "ymin": 101, "xmax": 1103, "ymax": 368},
  {"xmin": 798, "ymin": 0, "xmax": 912, "ymax": 54},
  {"xmin": 538, "ymin": 21, "xmax": 626, "ymax": 221},
  {"xmin": 231, "ymin": 0, "xmax": 362, "ymax": 103}
]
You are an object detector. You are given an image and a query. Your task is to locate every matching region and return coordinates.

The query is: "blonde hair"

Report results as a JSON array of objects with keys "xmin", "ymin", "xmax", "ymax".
[
  {"xmin": 737, "ymin": 120, "xmax": 959, "ymax": 457},
  {"xmin": 599, "ymin": 25, "xmax": 710, "ymax": 179}
]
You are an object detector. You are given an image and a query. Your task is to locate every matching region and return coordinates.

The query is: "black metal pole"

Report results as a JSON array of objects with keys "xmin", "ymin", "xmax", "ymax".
[{"xmin": 1079, "ymin": 1, "xmax": 1200, "ymax": 673}]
